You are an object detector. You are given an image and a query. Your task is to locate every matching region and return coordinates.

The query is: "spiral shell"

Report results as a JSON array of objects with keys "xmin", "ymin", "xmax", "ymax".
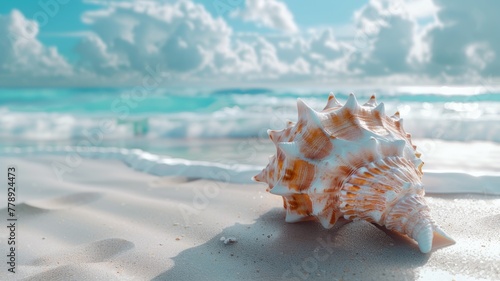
[{"xmin": 253, "ymin": 93, "xmax": 455, "ymax": 253}]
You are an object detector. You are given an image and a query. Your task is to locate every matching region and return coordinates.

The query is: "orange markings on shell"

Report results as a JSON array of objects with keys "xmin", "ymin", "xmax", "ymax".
[
  {"xmin": 321, "ymin": 109, "xmax": 363, "ymax": 141},
  {"xmin": 300, "ymin": 126, "xmax": 333, "ymax": 160},
  {"xmin": 320, "ymin": 195, "xmax": 342, "ymax": 225},
  {"xmin": 266, "ymin": 149, "xmax": 285, "ymax": 187},
  {"xmin": 282, "ymin": 158, "xmax": 315, "ymax": 192},
  {"xmin": 286, "ymin": 194, "xmax": 313, "ymax": 215},
  {"xmin": 349, "ymin": 177, "xmax": 368, "ymax": 186},
  {"xmin": 383, "ymin": 117, "xmax": 407, "ymax": 139},
  {"xmin": 323, "ymin": 165, "xmax": 356, "ymax": 193},
  {"xmin": 295, "ymin": 117, "xmax": 305, "ymax": 134},
  {"xmin": 355, "ymin": 107, "xmax": 389, "ymax": 136},
  {"xmin": 363, "ymin": 171, "xmax": 375, "ymax": 178},
  {"xmin": 344, "ymin": 191, "xmax": 358, "ymax": 198}
]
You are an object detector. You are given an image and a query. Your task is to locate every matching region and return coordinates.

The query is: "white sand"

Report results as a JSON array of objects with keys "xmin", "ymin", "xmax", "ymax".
[{"xmin": 0, "ymin": 156, "xmax": 499, "ymax": 281}]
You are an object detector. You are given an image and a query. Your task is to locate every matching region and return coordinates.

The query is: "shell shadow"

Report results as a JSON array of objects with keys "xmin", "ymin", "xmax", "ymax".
[{"xmin": 152, "ymin": 208, "xmax": 430, "ymax": 281}]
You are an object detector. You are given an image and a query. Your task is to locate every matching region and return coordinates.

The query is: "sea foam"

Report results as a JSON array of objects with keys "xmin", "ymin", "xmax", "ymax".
[
  {"xmin": 1, "ymin": 110, "xmax": 499, "ymax": 142},
  {"xmin": 1, "ymin": 145, "xmax": 499, "ymax": 195}
]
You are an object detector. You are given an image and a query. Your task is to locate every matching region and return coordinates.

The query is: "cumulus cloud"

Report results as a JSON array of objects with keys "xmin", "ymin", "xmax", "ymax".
[
  {"xmin": 78, "ymin": 1, "xmax": 233, "ymax": 74},
  {"xmin": 425, "ymin": 0, "xmax": 500, "ymax": 77},
  {"xmin": 269, "ymin": 29, "xmax": 353, "ymax": 77},
  {"xmin": 0, "ymin": 10, "xmax": 72, "ymax": 81},
  {"xmin": 76, "ymin": 0, "xmax": 316, "ymax": 83},
  {"xmin": 403, "ymin": 0, "xmax": 438, "ymax": 20},
  {"xmin": 1, "ymin": 0, "xmax": 499, "ymax": 87},
  {"xmin": 75, "ymin": 34, "xmax": 123, "ymax": 75},
  {"xmin": 351, "ymin": 3, "xmax": 416, "ymax": 75},
  {"xmin": 231, "ymin": 0, "xmax": 299, "ymax": 33},
  {"xmin": 349, "ymin": 0, "xmax": 500, "ymax": 80},
  {"xmin": 81, "ymin": 0, "xmax": 500, "ymax": 85}
]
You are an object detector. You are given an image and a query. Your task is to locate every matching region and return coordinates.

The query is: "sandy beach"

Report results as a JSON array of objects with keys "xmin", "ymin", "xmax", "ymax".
[{"xmin": 0, "ymin": 155, "xmax": 498, "ymax": 281}]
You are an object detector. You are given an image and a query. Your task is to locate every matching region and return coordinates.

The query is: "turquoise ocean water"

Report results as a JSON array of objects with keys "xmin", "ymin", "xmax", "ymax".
[{"xmin": 1, "ymin": 88, "xmax": 500, "ymax": 162}]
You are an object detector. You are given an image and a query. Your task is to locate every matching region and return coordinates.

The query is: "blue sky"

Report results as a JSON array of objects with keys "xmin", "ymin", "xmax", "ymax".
[
  {"xmin": 0, "ymin": 1, "xmax": 366, "ymax": 60},
  {"xmin": 0, "ymin": 1, "xmax": 98, "ymax": 62},
  {"xmin": 0, "ymin": 0, "xmax": 498, "ymax": 87}
]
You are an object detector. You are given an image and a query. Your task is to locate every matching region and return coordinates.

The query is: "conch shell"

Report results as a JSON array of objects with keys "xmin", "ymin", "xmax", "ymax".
[{"xmin": 253, "ymin": 93, "xmax": 455, "ymax": 253}]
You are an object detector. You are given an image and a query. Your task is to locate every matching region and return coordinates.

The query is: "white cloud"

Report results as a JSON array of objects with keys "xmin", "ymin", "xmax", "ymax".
[
  {"xmin": 465, "ymin": 43, "xmax": 495, "ymax": 71},
  {"xmin": 1, "ymin": 0, "xmax": 500, "ymax": 87},
  {"xmin": 275, "ymin": 28, "xmax": 350, "ymax": 75},
  {"xmin": 345, "ymin": 0, "xmax": 419, "ymax": 76},
  {"xmin": 75, "ymin": 33, "xmax": 123, "ymax": 75},
  {"xmin": 231, "ymin": 0, "xmax": 298, "ymax": 33},
  {"xmin": 424, "ymin": 0, "xmax": 500, "ymax": 77},
  {"xmin": 346, "ymin": 0, "xmax": 500, "ymax": 82},
  {"xmin": 78, "ymin": 0, "xmax": 233, "ymax": 73},
  {"xmin": 309, "ymin": 29, "xmax": 345, "ymax": 61},
  {"xmin": 76, "ymin": 0, "xmax": 313, "ymax": 83},
  {"xmin": 0, "ymin": 10, "xmax": 72, "ymax": 81},
  {"xmin": 404, "ymin": 0, "xmax": 438, "ymax": 19}
]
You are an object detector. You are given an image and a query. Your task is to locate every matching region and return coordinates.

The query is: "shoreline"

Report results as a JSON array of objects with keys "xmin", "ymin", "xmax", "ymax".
[{"xmin": 1, "ymin": 140, "xmax": 500, "ymax": 195}]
